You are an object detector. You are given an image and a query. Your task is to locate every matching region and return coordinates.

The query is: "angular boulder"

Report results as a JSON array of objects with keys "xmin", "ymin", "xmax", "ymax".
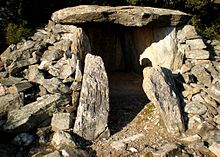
[
  {"xmin": 74, "ymin": 54, "xmax": 110, "ymax": 141},
  {"xmin": 3, "ymin": 94, "xmax": 70, "ymax": 133},
  {"xmin": 142, "ymin": 66, "xmax": 185, "ymax": 135},
  {"xmin": 0, "ymin": 93, "xmax": 23, "ymax": 114}
]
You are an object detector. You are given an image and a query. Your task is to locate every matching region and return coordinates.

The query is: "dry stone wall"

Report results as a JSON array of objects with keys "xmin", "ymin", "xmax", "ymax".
[{"xmin": 0, "ymin": 5, "xmax": 219, "ymax": 157}]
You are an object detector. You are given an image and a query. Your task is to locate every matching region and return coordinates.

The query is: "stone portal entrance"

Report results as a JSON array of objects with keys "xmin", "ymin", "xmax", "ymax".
[{"xmin": 80, "ymin": 23, "xmax": 150, "ymax": 134}]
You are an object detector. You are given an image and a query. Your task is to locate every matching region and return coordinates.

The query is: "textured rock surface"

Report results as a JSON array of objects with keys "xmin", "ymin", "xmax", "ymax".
[
  {"xmin": 4, "ymin": 94, "xmax": 70, "ymax": 132},
  {"xmin": 74, "ymin": 54, "xmax": 110, "ymax": 140},
  {"xmin": 51, "ymin": 113, "xmax": 73, "ymax": 131},
  {"xmin": 51, "ymin": 131, "xmax": 77, "ymax": 149},
  {"xmin": 142, "ymin": 66, "xmax": 185, "ymax": 135},
  {"xmin": 51, "ymin": 5, "xmax": 190, "ymax": 27},
  {"xmin": 139, "ymin": 27, "xmax": 182, "ymax": 70},
  {"xmin": 0, "ymin": 93, "xmax": 23, "ymax": 113}
]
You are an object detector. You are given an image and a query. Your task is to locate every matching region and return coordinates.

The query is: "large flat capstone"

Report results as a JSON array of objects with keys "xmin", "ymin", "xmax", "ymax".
[{"xmin": 51, "ymin": 5, "xmax": 190, "ymax": 27}]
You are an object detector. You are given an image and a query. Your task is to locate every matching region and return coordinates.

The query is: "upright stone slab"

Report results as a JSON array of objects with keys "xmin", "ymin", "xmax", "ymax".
[
  {"xmin": 142, "ymin": 66, "xmax": 185, "ymax": 135},
  {"xmin": 74, "ymin": 54, "xmax": 110, "ymax": 141}
]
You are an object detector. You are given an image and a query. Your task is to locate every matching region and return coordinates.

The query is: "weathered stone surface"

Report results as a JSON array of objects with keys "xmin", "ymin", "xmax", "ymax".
[
  {"xmin": 27, "ymin": 65, "xmax": 44, "ymax": 84},
  {"xmin": 51, "ymin": 5, "xmax": 190, "ymax": 27},
  {"xmin": 142, "ymin": 66, "xmax": 185, "ymax": 135},
  {"xmin": 0, "ymin": 76, "xmax": 24, "ymax": 86},
  {"xmin": 140, "ymin": 27, "xmax": 181, "ymax": 70},
  {"xmin": 177, "ymin": 25, "xmax": 199, "ymax": 41},
  {"xmin": 214, "ymin": 115, "xmax": 220, "ymax": 125},
  {"xmin": 185, "ymin": 50, "xmax": 210, "ymax": 60},
  {"xmin": 41, "ymin": 49, "xmax": 64, "ymax": 61},
  {"xmin": 185, "ymin": 101, "xmax": 207, "ymax": 115},
  {"xmin": 70, "ymin": 28, "xmax": 91, "ymax": 61},
  {"xmin": 51, "ymin": 131, "xmax": 77, "ymax": 149},
  {"xmin": 48, "ymin": 57, "xmax": 76, "ymax": 80},
  {"xmin": 209, "ymin": 142, "xmax": 220, "ymax": 157},
  {"xmin": 51, "ymin": 113, "xmax": 73, "ymax": 131},
  {"xmin": 180, "ymin": 134, "xmax": 202, "ymax": 143},
  {"xmin": 42, "ymin": 78, "xmax": 71, "ymax": 94},
  {"xmin": 8, "ymin": 59, "xmax": 29, "ymax": 75},
  {"xmin": 206, "ymin": 84, "xmax": 220, "ymax": 103},
  {"xmin": 188, "ymin": 115, "xmax": 203, "ymax": 130},
  {"xmin": 8, "ymin": 81, "xmax": 33, "ymax": 94},
  {"xmin": 152, "ymin": 143, "xmax": 180, "ymax": 157},
  {"xmin": 3, "ymin": 94, "xmax": 70, "ymax": 132},
  {"xmin": 74, "ymin": 60, "xmax": 82, "ymax": 82},
  {"xmin": 42, "ymin": 151, "xmax": 62, "ymax": 157},
  {"xmin": 111, "ymin": 133, "xmax": 144, "ymax": 150},
  {"xmin": 74, "ymin": 54, "xmax": 110, "ymax": 140},
  {"xmin": 0, "ymin": 93, "xmax": 23, "ymax": 114},
  {"xmin": 0, "ymin": 84, "xmax": 8, "ymax": 96},
  {"xmin": 191, "ymin": 65, "xmax": 212, "ymax": 85},
  {"xmin": 186, "ymin": 39, "xmax": 207, "ymax": 50}
]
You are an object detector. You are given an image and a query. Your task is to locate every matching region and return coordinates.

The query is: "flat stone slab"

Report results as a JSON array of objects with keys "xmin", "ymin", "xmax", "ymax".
[
  {"xmin": 3, "ymin": 94, "xmax": 70, "ymax": 133},
  {"xmin": 51, "ymin": 5, "xmax": 190, "ymax": 27}
]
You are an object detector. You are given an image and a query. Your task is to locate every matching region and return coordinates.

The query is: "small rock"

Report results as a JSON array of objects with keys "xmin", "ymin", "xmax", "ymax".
[
  {"xmin": 0, "ymin": 84, "xmax": 8, "ymax": 96},
  {"xmin": 42, "ymin": 49, "xmax": 64, "ymax": 61},
  {"xmin": 180, "ymin": 134, "xmax": 201, "ymax": 143},
  {"xmin": 209, "ymin": 142, "xmax": 220, "ymax": 157},
  {"xmin": 185, "ymin": 49, "xmax": 210, "ymax": 60},
  {"xmin": 42, "ymin": 78, "xmax": 71, "ymax": 94},
  {"xmin": 128, "ymin": 147, "xmax": 138, "ymax": 153},
  {"xmin": 177, "ymin": 25, "xmax": 199, "ymax": 41},
  {"xmin": 12, "ymin": 133, "xmax": 35, "ymax": 146},
  {"xmin": 42, "ymin": 151, "xmax": 62, "ymax": 157},
  {"xmin": 196, "ymin": 121, "xmax": 215, "ymax": 138},
  {"xmin": 214, "ymin": 115, "xmax": 220, "ymax": 125},
  {"xmin": 0, "ymin": 93, "xmax": 23, "ymax": 114},
  {"xmin": 51, "ymin": 113, "xmax": 73, "ymax": 131},
  {"xmin": 60, "ymin": 64, "xmax": 73, "ymax": 80},
  {"xmin": 203, "ymin": 95, "xmax": 218, "ymax": 108},
  {"xmin": 184, "ymin": 101, "xmax": 207, "ymax": 115},
  {"xmin": 188, "ymin": 115, "xmax": 204, "ymax": 130},
  {"xmin": 186, "ymin": 39, "xmax": 206, "ymax": 50},
  {"xmin": 152, "ymin": 143, "xmax": 180, "ymax": 157},
  {"xmin": 38, "ymin": 60, "xmax": 51, "ymax": 70},
  {"xmin": 111, "ymin": 133, "xmax": 144, "ymax": 150},
  {"xmin": 51, "ymin": 131, "xmax": 76, "ymax": 149},
  {"xmin": 180, "ymin": 64, "xmax": 192, "ymax": 74},
  {"xmin": 53, "ymin": 39, "xmax": 72, "ymax": 52},
  {"xmin": 75, "ymin": 60, "xmax": 82, "ymax": 82},
  {"xmin": 39, "ymin": 85, "xmax": 48, "ymax": 96},
  {"xmin": 191, "ymin": 65, "xmax": 211, "ymax": 85},
  {"xmin": 27, "ymin": 65, "xmax": 44, "ymax": 84},
  {"xmin": 206, "ymin": 84, "xmax": 220, "ymax": 104},
  {"xmin": 8, "ymin": 81, "xmax": 33, "ymax": 94}
]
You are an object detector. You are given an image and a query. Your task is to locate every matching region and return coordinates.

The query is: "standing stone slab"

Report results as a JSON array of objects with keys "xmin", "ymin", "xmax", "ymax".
[
  {"xmin": 142, "ymin": 66, "xmax": 185, "ymax": 135},
  {"xmin": 74, "ymin": 54, "xmax": 109, "ymax": 141}
]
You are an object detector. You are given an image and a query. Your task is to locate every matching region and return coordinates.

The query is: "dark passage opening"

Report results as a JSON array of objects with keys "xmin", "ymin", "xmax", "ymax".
[{"xmin": 80, "ymin": 23, "xmax": 151, "ymax": 134}]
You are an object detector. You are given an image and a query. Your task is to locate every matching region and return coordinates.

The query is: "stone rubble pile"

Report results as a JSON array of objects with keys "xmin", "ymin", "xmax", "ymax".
[
  {"xmin": 0, "ymin": 21, "xmax": 105, "ymax": 156},
  {"xmin": 0, "ymin": 5, "xmax": 219, "ymax": 157},
  {"xmin": 142, "ymin": 26, "xmax": 220, "ymax": 157}
]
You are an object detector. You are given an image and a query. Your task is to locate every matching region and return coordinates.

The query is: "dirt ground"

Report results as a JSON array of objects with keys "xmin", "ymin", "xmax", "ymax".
[{"xmin": 91, "ymin": 73, "xmax": 176, "ymax": 157}]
